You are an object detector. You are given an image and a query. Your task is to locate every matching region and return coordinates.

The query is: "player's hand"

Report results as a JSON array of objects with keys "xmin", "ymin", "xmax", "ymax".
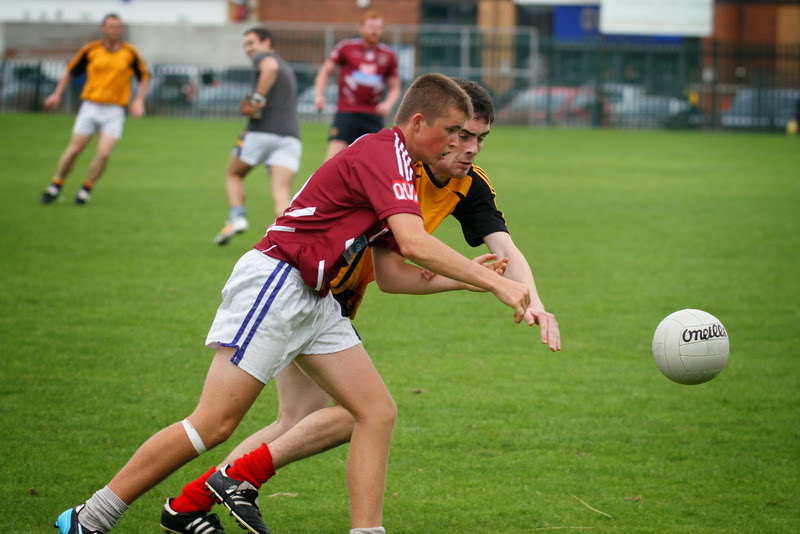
[
  {"xmin": 43, "ymin": 93, "xmax": 61, "ymax": 110},
  {"xmin": 314, "ymin": 93, "xmax": 326, "ymax": 112},
  {"xmin": 128, "ymin": 99, "xmax": 145, "ymax": 118},
  {"xmin": 525, "ymin": 304, "xmax": 561, "ymax": 352},
  {"xmin": 239, "ymin": 95, "xmax": 264, "ymax": 117},
  {"xmin": 438, "ymin": 254, "xmax": 508, "ymax": 291},
  {"xmin": 375, "ymin": 101, "xmax": 392, "ymax": 117},
  {"xmin": 474, "ymin": 253, "xmax": 507, "ymax": 276},
  {"xmin": 493, "ymin": 278, "xmax": 530, "ymax": 324}
]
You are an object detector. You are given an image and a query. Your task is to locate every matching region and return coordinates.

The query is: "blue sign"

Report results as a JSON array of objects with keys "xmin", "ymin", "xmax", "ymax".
[{"xmin": 554, "ymin": 5, "xmax": 683, "ymax": 44}]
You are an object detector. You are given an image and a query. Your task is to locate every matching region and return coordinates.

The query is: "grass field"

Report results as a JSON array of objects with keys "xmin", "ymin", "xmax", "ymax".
[{"xmin": 1, "ymin": 113, "xmax": 798, "ymax": 533}]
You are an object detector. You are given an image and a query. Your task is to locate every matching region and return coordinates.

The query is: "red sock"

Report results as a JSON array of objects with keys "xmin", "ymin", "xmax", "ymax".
[
  {"xmin": 226, "ymin": 443, "xmax": 276, "ymax": 489},
  {"xmin": 169, "ymin": 466, "xmax": 218, "ymax": 513}
]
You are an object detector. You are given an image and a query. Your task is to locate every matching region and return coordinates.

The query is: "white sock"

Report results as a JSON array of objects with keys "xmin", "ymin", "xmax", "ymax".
[
  {"xmin": 79, "ymin": 486, "xmax": 128, "ymax": 532},
  {"xmin": 350, "ymin": 528, "xmax": 386, "ymax": 534}
]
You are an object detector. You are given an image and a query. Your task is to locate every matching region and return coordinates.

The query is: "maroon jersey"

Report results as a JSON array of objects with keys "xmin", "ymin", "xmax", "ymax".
[
  {"xmin": 255, "ymin": 126, "xmax": 421, "ymax": 295},
  {"xmin": 328, "ymin": 38, "xmax": 398, "ymax": 114}
]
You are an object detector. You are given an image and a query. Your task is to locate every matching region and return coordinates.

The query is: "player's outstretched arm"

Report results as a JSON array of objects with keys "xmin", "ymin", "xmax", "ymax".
[
  {"xmin": 483, "ymin": 231, "xmax": 560, "ymax": 351},
  {"xmin": 387, "ymin": 213, "xmax": 529, "ymax": 322},
  {"xmin": 372, "ymin": 247, "xmax": 506, "ymax": 295}
]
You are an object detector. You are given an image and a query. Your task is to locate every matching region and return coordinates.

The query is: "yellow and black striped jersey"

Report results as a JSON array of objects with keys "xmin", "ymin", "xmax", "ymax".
[
  {"xmin": 68, "ymin": 40, "xmax": 149, "ymax": 107},
  {"xmin": 330, "ymin": 162, "xmax": 508, "ymax": 318},
  {"xmin": 415, "ymin": 162, "xmax": 508, "ymax": 246}
]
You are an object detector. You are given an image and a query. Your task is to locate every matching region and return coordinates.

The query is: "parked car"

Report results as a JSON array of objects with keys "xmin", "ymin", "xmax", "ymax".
[
  {"xmin": 192, "ymin": 81, "xmax": 252, "ymax": 118},
  {"xmin": 609, "ymin": 95, "xmax": 692, "ymax": 129},
  {"xmin": 598, "ymin": 83, "xmax": 645, "ymax": 107},
  {"xmin": 720, "ymin": 88, "xmax": 800, "ymax": 131},
  {"xmin": 497, "ymin": 86, "xmax": 606, "ymax": 127},
  {"xmin": 1, "ymin": 63, "xmax": 59, "ymax": 111},
  {"xmin": 147, "ymin": 72, "xmax": 196, "ymax": 114},
  {"xmin": 218, "ymin": 66, "xmax": 252, "ymax": 85},
  {"xmin": 146, "ymin": 65, "xmax": 215, "ymax": 115}
]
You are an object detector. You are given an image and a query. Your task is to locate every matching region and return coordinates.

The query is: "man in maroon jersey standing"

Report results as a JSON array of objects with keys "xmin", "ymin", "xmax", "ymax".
[{"xmin": 313, "ymin": 10, "xmax": 401, "ymax": 160}]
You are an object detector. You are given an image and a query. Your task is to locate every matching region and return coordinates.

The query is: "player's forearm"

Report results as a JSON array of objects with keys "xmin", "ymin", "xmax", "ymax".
[
  {"xmin": 503, "ymin": 247, "xmax": 543, "ymax": 306},
  {"xmin": 485, "ymin": 233, "xmax": 545, "ymax": 308},
  {"xmin": 52, "ymin": 70, "xmax": 73, "ymax": 98},
  {"xmin": 377, "ymin": 272, "xmax": 467, "ymax": 295},
  {"xmin": 314, "ymin": 62, "xmax": 334, "ymax": 97},
  {"xmin": 133, "ymin": 77, "xmax": 150, "ymax": 103},
  {"xmin": 402, "ymin": 235, "xmax": 503, "ymax": 295},
  {"xmin": 373, "ymin": 248, "xmax": 468, "ymax": 294}
]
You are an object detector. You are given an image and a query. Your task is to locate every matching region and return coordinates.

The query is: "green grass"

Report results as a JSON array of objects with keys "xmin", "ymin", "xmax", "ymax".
[{"xmin": 1, "ymin": 113, "xmax": 798, "ymax": 533}]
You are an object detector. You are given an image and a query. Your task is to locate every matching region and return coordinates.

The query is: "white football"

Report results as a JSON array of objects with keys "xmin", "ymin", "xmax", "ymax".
[{"xmin": 652, "ymin": 309, "xmax": 729, "ymax": 385}]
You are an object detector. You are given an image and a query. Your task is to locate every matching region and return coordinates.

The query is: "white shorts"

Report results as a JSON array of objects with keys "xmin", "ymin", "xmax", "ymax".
[
  {"xmin": 235, "ymin": 131, "xmax": 302, "ymax": 173},
  {"xmin": 73, "ymin": 101, "xmax": 126, "ymax": 139},
  {"xmin": 206, "ymin": 250, "xmax": 361, "ymax": 384}
]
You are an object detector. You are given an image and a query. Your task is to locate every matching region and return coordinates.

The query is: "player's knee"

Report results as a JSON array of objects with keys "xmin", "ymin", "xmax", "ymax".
[
  {"xmin": 191, "ymin": 417, "xmax": 239, "ymax": 450},
  {"xmin": 275, "ymin": 406, "xmax": 319, "ymax": 431},
  {"xmin": 66, "ymin": 144, "xmax": 85, "ymax": 158},
  {"xmin": 331, "ymin": 405, "xmax": 357, "ymax": 437},
  {"xmin": 200, "ymin": 429, "xmax": 230, "ymax": 450},
  {"xmin": 359, "ymin": 395, "xmax": 397, "ymax": 430}
]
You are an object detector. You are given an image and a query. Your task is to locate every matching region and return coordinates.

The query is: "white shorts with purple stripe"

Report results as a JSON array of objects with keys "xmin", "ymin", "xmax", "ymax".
[{"xmin": 206, "ymin": 249, "xmax": 361, "ymax": 384}]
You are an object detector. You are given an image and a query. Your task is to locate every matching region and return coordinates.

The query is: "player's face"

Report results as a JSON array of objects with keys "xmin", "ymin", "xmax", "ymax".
[
  {"xmin": 429, "ymin": 117, "xmax": 491, "ymax": 180},
  {"xmin": 360, "ymin": 18, "xmax": 384, "ymax": 47},
  {"xmin": 412, "ymin": 109, "xmax": 467, "ymax": 166},
  {"xmin": 242, "ymin": 32, "xmax": 268, "ymax": 58},
  {"xmin": 101, "ymin": 17, "xmax": 123, "ymax": 42}
]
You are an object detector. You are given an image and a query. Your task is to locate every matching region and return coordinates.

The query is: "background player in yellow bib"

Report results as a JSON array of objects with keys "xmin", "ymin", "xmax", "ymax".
[{"xmin": 40, "ymin": 13, "xmax": 149, "ymax": 205}]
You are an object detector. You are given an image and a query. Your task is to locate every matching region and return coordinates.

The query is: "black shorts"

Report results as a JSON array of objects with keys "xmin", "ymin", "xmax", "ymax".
[{"xmin": 329, "ymin": 112, "xmax": 385, "ymax": 144}]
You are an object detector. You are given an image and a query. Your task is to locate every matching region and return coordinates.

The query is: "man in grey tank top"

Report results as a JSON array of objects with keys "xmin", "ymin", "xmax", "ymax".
[{"xmin": 215, "ymin": 26, "xmax": 302, "ymax": 245}]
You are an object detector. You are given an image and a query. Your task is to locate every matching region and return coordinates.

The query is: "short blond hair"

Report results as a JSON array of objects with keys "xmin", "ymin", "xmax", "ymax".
[{"xmin": 394, "ymin": 73, "xmax": 473, "ymax": 126}]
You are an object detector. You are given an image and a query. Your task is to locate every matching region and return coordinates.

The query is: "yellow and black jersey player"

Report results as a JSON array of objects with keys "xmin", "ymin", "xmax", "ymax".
[
  {"xmin": 40, "ymin": 13, "xmax": 149, "ymax": 206},
  {"xmin": 330, "ymin": 161, "xmax": 510, "ymax": 320},
  {"xmin": 331, "ymin": 79, "xmax": 558, "ymax": 352}
]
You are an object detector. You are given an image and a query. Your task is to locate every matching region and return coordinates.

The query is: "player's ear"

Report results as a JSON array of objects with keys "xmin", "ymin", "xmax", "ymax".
[{"xmin": 411, "ymin": 112, "xmax": 424, "ymax": 133}]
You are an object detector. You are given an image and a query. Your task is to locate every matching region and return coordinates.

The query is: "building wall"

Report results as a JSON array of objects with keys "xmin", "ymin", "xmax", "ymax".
[
  {"xmin": 478, "ymin": 0, "xmax": 516, "ymax": 94},
  {"xmin": 258, "ymin": 0, "xmax": 421, "ymax": 26},
  {"xmin": 707, "ymin": 3, "xmax": 800, "ymax": 88},
  {"xmin": 776, "ymin": 5, "xmax": 800, "ymax": 45},
  {"xmin": 711, "ymin": 3, "xmax": 800, "ymax": 45},
  {"xmin": 0, "ymin": 0, "xmax": 227, "ymax": 25}
]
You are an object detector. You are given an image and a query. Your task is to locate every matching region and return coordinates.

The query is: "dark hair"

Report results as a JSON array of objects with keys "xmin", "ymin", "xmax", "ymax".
[
  {"xmin": 244, "ymin": 26, "xmax": 272, "ymax": 42},
  {"xmin": 451, "ymin": 78, "xmax": 494, "ymax": 124},
  {"xmin": 395, "ymin": 73, "xmax": 472, "ymax": 125}
]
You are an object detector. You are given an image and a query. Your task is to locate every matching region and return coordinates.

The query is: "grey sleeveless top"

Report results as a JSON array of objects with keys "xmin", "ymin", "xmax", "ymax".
[{"xmin": 248, "ymin": 51, "xmax": 300, "ymax": 139}]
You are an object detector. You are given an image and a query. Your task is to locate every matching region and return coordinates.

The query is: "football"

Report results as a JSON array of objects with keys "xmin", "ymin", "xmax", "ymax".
[{"xmin": 652, "ymin": 309, "xmax": 729, "ymax": 385}]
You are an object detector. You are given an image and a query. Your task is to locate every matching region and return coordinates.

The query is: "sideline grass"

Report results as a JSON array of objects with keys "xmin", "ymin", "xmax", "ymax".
[{"xmin": 0, "ymin": 113, "xmax": 798, "ymax": 533}]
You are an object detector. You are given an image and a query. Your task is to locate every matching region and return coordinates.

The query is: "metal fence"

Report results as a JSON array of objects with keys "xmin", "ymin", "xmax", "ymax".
[{"xmin": 2, "ymin": 22, "xmax": 799, "ymax": 132}]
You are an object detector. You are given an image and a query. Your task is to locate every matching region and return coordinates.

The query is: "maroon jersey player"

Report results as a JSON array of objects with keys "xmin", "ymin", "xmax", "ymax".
[{"xmin": 314, "ymin": 10, "xmax": 401, "ymax": 160}]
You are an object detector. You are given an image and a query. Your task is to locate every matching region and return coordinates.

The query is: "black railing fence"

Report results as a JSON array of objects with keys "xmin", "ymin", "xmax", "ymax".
[{"xmin": 2, "ymin": 24, "xmax": 798, "ymax": 132}]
